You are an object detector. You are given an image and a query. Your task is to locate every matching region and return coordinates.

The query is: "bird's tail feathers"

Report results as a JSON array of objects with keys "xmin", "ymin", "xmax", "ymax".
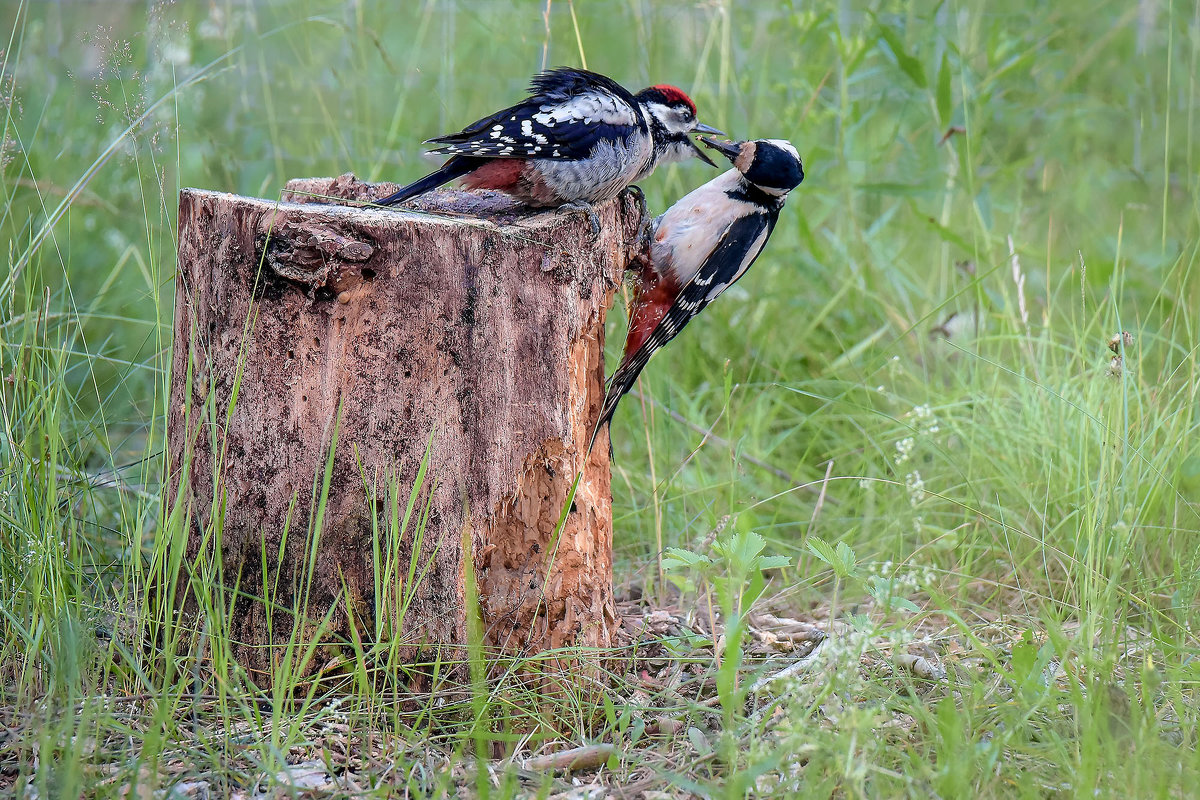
[
  {"xmin": 372, "ymin": 157, "xmax": 475, "ymax": 207},
  {"xmin": 585, "ymin": 382, "xmax": 623, "ymax": 458},
  {"xmin": 586, "ymin": 348, "xmax": 654, "ymax": 457}
]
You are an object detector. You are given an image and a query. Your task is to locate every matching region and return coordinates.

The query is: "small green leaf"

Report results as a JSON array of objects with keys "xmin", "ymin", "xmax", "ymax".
[
  {"xmin": 877, "ymin": 22, "xmax": 927, "ymax": 88},
  {"xmin": 835, "ymin": 541, "xmax": 857, "ymax": 573},
  {"xmin": 891, "ymin": 597, "xmax": 921, "ymax": 614},
  {"xmin": 602, "ymin": 693, "xmax": 616, "ymax": 727},
  {"xmin": 729, "ymin": 530, "xmax": 767, "ymax": 569},
  {"xmin": 661, "ymin": 548, "xmax": 711, "ymax": 570},
  {"xmin": 866, "ymin": 575, "xmax": 916, "ymax": 614},
  {"xmin": 806, "ymin": 537, "xmax": 837, "ymax": 567},
  {"xmin": 757, "ymin": 555, "xmax": 792, "ymax": 570},
  {"xmin": 743, "ymin": 568, "xmax": 767, "ymax": 611},
  {"xmin": 936, "ymin": 52, "xmax": 952, "ymax": 123},
  {"xmin": 687, "ymin": 726, "xmax": 713, "ymax": 756},
  {"xmin": 626, "ymin": 715, "xmax": 645, "ymax": 748}
]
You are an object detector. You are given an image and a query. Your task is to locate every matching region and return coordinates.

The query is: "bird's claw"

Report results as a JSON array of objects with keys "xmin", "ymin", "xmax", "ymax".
[
  {"xmin": 624, "ymin": 186, "xmax": 652, "ymax": 238},
  {"xmin": 557, "ymin": 200, "xmax": 602, "ymax": 240},
  {"xmin": 622, "ymin": 185, "xmax": 653, "ymax": 255},
  {"xmin": 623, "ymin": 185, "xmax": 649, "ymax": 221},
  {"xmin": 635, "ymin": 214, "xmax": 652, "ymax": 253}
]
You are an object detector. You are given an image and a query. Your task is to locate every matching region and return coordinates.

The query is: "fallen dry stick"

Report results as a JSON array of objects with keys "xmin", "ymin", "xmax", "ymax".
[
  {"xmin": 894, "ymin": 653, "xmax": 946, "ymax": 680},
  {"xmin": 523, "ymin": 744, "xmax": 618, "ymax": 772}
]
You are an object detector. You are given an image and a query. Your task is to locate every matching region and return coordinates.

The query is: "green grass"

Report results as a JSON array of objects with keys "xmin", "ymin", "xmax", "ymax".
[{"xmin": 2, "ymin": 0, "xmax": 1200, "ymax": 796}]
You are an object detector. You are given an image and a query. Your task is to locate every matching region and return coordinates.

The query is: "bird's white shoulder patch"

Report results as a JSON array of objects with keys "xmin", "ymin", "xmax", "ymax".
[{"xmin": 532, "ymin": 91, "xmax": 637, "ymax": 128}]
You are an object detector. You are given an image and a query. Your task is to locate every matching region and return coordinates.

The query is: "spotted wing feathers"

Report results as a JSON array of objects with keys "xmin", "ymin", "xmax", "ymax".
[{"xmin": 425, "ymin": 67, "xmax": 642, "ymax": 161}]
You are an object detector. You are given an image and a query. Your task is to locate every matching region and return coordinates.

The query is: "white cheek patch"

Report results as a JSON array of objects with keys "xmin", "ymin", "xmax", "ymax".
[{"xmin": 646, "ymin": 102, "xmax": 691, "ymax": 133}]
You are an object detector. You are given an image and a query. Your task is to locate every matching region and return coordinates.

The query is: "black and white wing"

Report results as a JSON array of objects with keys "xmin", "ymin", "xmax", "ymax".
[
  {"xmin": 424, "ymin": 67, "xmax": 644, "ymax": 161},
  {"xmin": 640, "ymin": 210, "xmax": 774, "ymax": 359},
  {"xmin": 591, "ymin": 210, "xmax": 776, "ymax": 442}
]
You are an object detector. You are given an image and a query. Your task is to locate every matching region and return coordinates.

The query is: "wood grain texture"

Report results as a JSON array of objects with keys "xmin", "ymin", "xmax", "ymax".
[{"xmin": 168, "ymin": 175, "xmax": 639, "ymax": 682}]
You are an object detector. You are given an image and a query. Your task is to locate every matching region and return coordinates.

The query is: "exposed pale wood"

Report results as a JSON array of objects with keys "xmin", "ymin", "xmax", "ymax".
[{"xmin": 168, "ymin": 174, "xmax": 639, "ymax": 682}]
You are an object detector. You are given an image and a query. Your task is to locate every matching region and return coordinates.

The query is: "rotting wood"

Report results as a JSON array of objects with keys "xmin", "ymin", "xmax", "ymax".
[{"xmin": 167, "ymin": 173, "xmax": 642, "ymax": 684}]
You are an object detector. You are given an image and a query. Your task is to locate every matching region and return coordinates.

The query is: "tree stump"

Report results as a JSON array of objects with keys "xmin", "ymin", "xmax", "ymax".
[{"xmin": 167, "ymin": 174, "xmax": 639, "ymax": 684}]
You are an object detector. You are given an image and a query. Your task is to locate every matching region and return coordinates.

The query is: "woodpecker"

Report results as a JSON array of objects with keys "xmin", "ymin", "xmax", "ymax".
[
  {"xmin": 590, "ymin": 138, "xmax": 805, "ymax": 452},
  {"xmin": 373, "ymin": 68, "xmax": 723, "ymax": 213}
]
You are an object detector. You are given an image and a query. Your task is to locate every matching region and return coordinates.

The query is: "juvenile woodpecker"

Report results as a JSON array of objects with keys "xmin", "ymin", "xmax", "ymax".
[
  {"xmin": 590, "ymin": 138, "xmax": 805, "ymax": 452},
  {"xmin": 372, "ymin": 67, "xmax": 722, "ymax": 211}
]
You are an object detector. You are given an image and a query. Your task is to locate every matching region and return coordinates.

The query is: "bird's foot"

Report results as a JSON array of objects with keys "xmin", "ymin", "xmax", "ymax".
[
  {"xmin": 622, "ymin": 184, "xmax": 650, "ymax": 223},
  {"xmin": 558, "ymin": 200, "xmax": 602, "ymax": 240},
  {"xmin": 621, "ymin": 185, "xmax": 653, "ymax": 254},
  {"xmin": 635, "ymin": 214, "xmax": 653, "ymax": 255}
]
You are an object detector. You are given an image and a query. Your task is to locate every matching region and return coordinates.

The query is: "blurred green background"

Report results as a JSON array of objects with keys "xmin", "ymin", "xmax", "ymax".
[{"xmin": 3, "ymin": 0, "xmax": 1198, "ymax": 600}]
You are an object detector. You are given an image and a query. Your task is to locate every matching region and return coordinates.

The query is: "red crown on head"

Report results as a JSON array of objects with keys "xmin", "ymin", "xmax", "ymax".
[{"xmin": 649, "ymin": 85, "xmax": 696, "ymax": 115}]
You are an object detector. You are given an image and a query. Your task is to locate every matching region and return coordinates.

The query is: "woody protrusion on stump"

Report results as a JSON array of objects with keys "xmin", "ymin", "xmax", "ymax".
[{"xmin": 167, "ymin": 174, "xmax": 640, "ymax": 682}]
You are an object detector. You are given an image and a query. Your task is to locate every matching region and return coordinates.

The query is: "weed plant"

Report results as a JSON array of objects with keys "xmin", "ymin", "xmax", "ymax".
[{"xmin": 1, "ymin": 0, "xmax": 1198, "ymax": 796}]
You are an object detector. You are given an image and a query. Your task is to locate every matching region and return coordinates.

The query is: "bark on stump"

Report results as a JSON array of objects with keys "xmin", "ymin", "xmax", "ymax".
[{"xmin": 168, "ymin": 174, "xmax": 637, "ymax": 684}]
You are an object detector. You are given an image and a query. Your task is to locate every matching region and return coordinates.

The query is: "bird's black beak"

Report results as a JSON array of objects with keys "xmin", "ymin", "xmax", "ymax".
[
  {"xmin": 689, "ymin": 137, "xmax": 718, "ymax": 167},
  {"xmin": 699, "ymin": 136, "xmax": 743, "ymax": 164},
  {"xmin": 689, "ymin": 123, "xmax": 724, "ymax": 167}
]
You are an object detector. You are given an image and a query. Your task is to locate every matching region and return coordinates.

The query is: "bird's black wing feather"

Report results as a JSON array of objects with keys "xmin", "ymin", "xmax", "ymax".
[
  {"xmin": 590, "ymin": 209, "xmax": 776, "ymax": 449},
  {"xmin": 424, "ymin": 68, "xmax": 643, "ymax": 161},
  {"xmin": 637, "ymin": 210, "xmax": 774, "ymax": 360},
  {"xmin": 528, "ymin": 67, "xmax": 637, "ymax": 104}
]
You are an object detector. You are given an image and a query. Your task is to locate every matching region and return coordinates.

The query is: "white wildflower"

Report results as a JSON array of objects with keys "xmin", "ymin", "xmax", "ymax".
[
  {"xmin": 905, "ymin": 471, "xmax": 926, "ymax": 506},
  {"xmin": 910, "ymin": 403, "xmax": 940, "ymax": 436}
]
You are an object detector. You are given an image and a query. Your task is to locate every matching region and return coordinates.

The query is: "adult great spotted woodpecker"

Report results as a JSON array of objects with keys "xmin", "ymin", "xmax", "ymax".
[
  {"xmin": 590, "ymin": 138, "xmax": 805, "ymax": 453},
  {"xmin": 372, "ymin": 68, "xmax": 722, "ymax": 216}
]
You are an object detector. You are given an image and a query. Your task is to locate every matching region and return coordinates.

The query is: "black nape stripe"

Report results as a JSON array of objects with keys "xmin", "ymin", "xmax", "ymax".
[{"xmin": 726, "ymin": 183, "xmax": 787, "ymax": 209}]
